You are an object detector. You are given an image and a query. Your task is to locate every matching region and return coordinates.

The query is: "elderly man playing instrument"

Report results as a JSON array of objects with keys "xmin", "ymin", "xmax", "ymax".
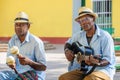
[{"xmin": 59, "ymin": 7, "xmax": 116, "ymax": 80}]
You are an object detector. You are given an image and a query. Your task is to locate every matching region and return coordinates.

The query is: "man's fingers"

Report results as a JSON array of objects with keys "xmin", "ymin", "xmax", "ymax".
[
  {"xmin": 19, "ymin": 57, "xmax": 25, "ymax": 59},
  {"xmin": 17, "ymin": 54, "xmax": 25, "ymax": 59}
]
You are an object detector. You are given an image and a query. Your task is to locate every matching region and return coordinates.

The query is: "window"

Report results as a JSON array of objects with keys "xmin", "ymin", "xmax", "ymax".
[{"xmin": 93, "ymin": 0, "xmax": 113, "ymax": 35}]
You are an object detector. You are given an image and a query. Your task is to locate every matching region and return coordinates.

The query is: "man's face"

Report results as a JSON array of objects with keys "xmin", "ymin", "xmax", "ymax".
[
  {"xmin": 76, "ymin": 15, "xmax": 94, "ymax": 31},
  {"xmin": 14, "ymin": 22, "xmax": 30, "ymax": 37}
]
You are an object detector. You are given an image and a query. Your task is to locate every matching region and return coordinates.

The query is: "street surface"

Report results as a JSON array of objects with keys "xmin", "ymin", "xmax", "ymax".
[{"xmin": 0, "ymin": 44, "xmax": 120, "ymax": 80}]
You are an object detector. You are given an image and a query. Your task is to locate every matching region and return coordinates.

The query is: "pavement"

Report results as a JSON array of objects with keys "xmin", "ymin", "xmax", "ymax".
[
  {"xmin": 0, "ymin": 44, "xmax": 120, "ymax": 80},
  {"xmin": 45, "ymin": 44, "xmax": 68, "ymax": 80}
]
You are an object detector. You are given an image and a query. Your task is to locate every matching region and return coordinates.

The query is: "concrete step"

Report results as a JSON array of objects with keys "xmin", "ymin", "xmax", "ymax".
[
  {"xmin": 0, "ymin": 41, "xmax": 56, "ymax": 52},
  {"xmin": 44, "ymin": 41, "xmax": 56, "ymax": 50},
  {"xmin": 115, "ymin": 51, "xmax": 120, "ymax": 56},
  {"xmin": 0, "ymin": 44, "xmax": 8, "ymax": 52}
]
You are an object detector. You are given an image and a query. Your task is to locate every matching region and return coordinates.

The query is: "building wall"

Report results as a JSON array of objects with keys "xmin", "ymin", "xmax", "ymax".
[
  {"xmin": 86, "ymin": 0, "xmax": 92, "ymax": 9},
  {"xmin": 72, "ymin": 0, "xmax": 81, "ymax": 35},
  {"xmin": 0, "ymin": 0, "xmax": 72, "ymax": 43},
  {"xmin": 0, "ymin": 0, "xmax": 120, "ymax": 44},
  {"xmin": 112, "ymin": 0, "xmax": 120, "ymax": 38}
]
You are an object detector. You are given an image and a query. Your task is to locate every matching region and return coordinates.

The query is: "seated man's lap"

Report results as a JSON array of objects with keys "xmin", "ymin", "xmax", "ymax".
[
  {"xmin": 59, "ymin": 69, "xmax": 84, "ymax": 80},
  {"xmin": 84, "ymin": 71, "xmax": 110, "ymax": 80},
  {"xmin": 59, "ymin": 70, "xmax": 110, "ymax": 80}
]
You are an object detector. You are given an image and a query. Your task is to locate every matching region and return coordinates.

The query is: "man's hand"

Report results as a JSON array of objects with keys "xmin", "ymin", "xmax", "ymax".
[
  {"xmin": 17, "ymin": 54, "xmax": 46, "ymax": 71},
  {"xmin": 65, "ymin": 49, "xmax": 75, "ymax": 61},
  {"xmin": 7, "ymin": 64, "xmax": 16, "ymax": 69},
  {"xmin": 17, "ymin": 54, "xmax": 33, "ymax": 65},
  {"xmin": 85, "ymin": 55, "xmax": 100, "ymax": 66}
]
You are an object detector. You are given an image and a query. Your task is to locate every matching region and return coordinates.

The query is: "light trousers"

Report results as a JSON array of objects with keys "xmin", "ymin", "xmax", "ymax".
[{"xmin": 59, "ymin": 69, "xmax": 110, "ymax": 80}]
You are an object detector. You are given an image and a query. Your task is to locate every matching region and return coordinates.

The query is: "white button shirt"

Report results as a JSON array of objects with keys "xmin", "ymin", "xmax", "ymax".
[
  {"xmin": 67, "ymin": 25, "xmax": 116, "ymax": 80},
  {"xmin": 7, "ymin": 31, "xmax": 46, "ymax": 80}
]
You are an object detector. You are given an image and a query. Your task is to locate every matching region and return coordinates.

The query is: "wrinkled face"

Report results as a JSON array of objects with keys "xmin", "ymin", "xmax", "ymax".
[
  {"xmin": 76, "ymin": 15, "xmax": 95, "ymax": 31},
  {"xmin": 14, "ymin": 22, "xmax": 30, "ymax": 37}
]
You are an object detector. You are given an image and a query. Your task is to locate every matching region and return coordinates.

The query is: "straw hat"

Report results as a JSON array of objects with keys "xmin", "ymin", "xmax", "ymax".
[
  {"xmin": 14, "ymin": 11, "xmax": 31, "ymax": 23},
  {"xmin": 75, "ymin": 7, "xmax": 98, "ymax": 21}
]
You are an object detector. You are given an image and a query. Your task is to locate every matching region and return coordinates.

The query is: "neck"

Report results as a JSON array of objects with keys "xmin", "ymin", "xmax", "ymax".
[
  {"xmin": 18, "ymin": 35, "xmax": 26, "ymax": 43},
  {"xmin": 86, "ymin": 25, "xmax": 96, "ymax": 37}
]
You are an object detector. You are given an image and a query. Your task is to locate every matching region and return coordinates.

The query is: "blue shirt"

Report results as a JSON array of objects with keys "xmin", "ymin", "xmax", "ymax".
[
  {"xmin": 67, "ymin": 25, "xmax": 116, "ymax": 79},
  {"xmin": 7, "ymin": 31, "xmax": 46, "ymax": 80}
]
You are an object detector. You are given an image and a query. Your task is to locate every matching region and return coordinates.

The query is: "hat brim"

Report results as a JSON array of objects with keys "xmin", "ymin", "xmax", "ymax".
[
  {"xmin": 75, "ymin": 13, "xmax": 98, "ymax": 21},
  {"xmin": 14, "ymin": 20, "xmax": 31, "ymax": 23}
]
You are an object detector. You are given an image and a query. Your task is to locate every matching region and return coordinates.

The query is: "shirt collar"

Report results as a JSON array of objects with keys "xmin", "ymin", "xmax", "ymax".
[
  {"xmin": 25, "ymin": 31, "xmax": 30, "ymax": 42},
  {"xmin": 82, "ymin": 24, "xmax": 101, "ymax": 37},
  {"xmin": 94, "ymin": 24, "xmax": 101, "ymax": 37},
  {"xmin": 15, "ymin": 31, "xmax": 30, "ymax": 42}
]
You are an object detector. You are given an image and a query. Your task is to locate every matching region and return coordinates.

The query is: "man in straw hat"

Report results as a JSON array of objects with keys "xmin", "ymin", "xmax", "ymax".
[
  {"xmin": 59, "ymin": 7, "xmax": 116, "ymax": 80},
  {"xmin": 0, "ymin": 12, "xmax": 46, "ymax": 80}
]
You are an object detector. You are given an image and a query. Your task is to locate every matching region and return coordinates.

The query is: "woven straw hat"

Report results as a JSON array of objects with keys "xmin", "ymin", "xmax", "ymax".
[
  {"xmin": 75, "ymin": 7, "xmax": 98, "ymax": 21},
  {"xmin": 14, "ymin": 11, "xmax": 31, "ymax": 23}
]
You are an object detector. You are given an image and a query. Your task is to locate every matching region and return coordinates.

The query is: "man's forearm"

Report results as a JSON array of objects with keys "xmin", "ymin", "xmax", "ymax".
[{"xmin": 29, "ymin": 61, "xmax": 46, "ymax": 71}]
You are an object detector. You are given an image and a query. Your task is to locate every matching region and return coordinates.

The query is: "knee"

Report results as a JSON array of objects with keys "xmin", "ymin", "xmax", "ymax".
[
  {"xmin": 59, "ymin": 74, "xmax": 65, "ymax": 80},
  {"xmin": 84, "ymin": 75, "xmax": 93, "ymax": 80},
  {"xmin": 84, "ymin": 74, "xmax": 94, "ymax": 80}
]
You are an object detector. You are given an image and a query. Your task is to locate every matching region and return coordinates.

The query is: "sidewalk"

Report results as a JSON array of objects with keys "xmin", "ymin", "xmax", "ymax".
[
  {"xmin": 0, "ymin": 44, "xmax": 120, "ymax": 80},
  {"xmin": 45, "ymin": 44, "xmax": 68, "ymax": 80}
]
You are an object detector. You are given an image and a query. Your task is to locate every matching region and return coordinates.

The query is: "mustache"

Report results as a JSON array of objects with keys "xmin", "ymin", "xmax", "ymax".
[{"xmin": 82, "ymin": 24, "xmax": 90, "ymax": 28}]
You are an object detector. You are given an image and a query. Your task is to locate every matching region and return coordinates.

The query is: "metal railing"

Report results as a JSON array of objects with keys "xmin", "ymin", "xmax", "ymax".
[{"xmin": 92, "ymin": 0, "xmax": 114, "ymax": 35}]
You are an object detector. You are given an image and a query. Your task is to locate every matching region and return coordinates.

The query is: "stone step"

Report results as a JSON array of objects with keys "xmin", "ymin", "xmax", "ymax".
[
  {"xmin": 0, "ymin": 44, "xmax": 8, "ymax": 52},
  {"xmin": 0, "ymin": 44, "xmax": 8, "ymax": 47},
  {"xmin": 44, "ymin": 41, "xmax": 56, "ymax": 50},
  {"xmin": 115, "ymin": 51, "xmax": 120, "ymax": 56},
  {"xmin": 0, "ymin": 41, "xmax": 56, "ymax": 52},
  {"xmin": 0, "ymin": 48, "xmax": 8, "ymax": 52}
]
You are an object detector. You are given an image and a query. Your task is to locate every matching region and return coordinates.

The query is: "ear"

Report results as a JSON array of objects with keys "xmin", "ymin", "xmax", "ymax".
[
  {"xmin": 27, "ymin": 23, "xmax": 30, "ymax": 29},
  {"xmin": 93, "ymin": 17, "xmax": 95, "ymax": 21}
]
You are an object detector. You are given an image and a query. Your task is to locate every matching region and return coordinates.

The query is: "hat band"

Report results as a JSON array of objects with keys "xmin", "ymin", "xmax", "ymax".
[
  {"xmin": 78, "ymin": 11, "xmax": 92, "ymax": 15},
  {"xmin": 14, "ymin": 18, "xmax": 29, "ymax": 21}
]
